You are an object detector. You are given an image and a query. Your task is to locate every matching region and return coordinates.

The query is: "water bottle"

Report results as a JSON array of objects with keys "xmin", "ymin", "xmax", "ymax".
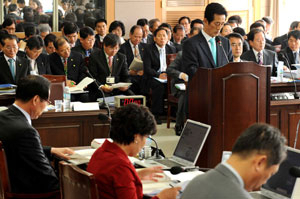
[
  {"xmin": 64, "ymin": 86, "xmax": 71, "ymax": 111},
  {"xmin": 277, "ymin": 61, "xmax": 284, "ymax": 82}
]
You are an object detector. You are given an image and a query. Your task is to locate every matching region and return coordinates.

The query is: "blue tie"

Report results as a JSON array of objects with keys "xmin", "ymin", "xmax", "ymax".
[
  {"xmin": 8, "ymin": 58, "xmax": 15, "ymax": 81},
  {"xmin": 209, "ymin": 38, "xmax": 217, "ymax": 65}
]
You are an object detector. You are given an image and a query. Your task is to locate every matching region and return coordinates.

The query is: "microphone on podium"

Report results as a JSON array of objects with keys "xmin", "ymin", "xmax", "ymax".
[
  {"xmin": 84, "ymin": 67, "xmax": 111, "ymax": 119},
  {"xmin": 215, "ymin": 36, "xmax": 229, "ymax": 64},
  {"xmin": 163, "ymin": 166, "xmax": 200, "ymax": 175}
]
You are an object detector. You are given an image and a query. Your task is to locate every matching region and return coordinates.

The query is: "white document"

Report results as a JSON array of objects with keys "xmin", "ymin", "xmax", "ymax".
[
  {"xmin": 110, "ymin": 82, "xmax": 132, "ymax": 89},
  {"xmin": 175, "ymin": 83, "xmax": 186, "ymax": 91},
  {"xmin": 69, "ymin": 77, "xmax": 94, "ymax": 92},
  {"xmin": 129, "ymin": 57, "xmax": 143, "ymax": 71},
  {"xmin": 68, "ymin": 149, "xmax": 96, "ymax": 165},
  {"xmin": 91, "ymin": 138, "xmax": 113, "ymax": 149},
  {"xmin": 72, "ymin": 102, "xmax": 100, "ymax": 111}
]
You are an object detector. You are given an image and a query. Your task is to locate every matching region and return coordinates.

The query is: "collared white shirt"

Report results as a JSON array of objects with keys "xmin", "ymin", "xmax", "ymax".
[
  {"xmin": 129, "ymin": 40, "xmax": 140, "ymax": 58},
  {"xmin": 4, "ymin": 54, "xmax": 17, "ymax": 77},
  {"xmin": 13, "ymin": 103, "xmax": 31, "ymax": 125},
  {"xmin": 252, "ymin": 49, "xmax": 263, "ymax": 64},
  {"xmin": 222, "ymin": 161, "xmax": 244, "ymax": 188},
  {"xmin": 155, "ymin": 44, "xmax": 167, "ymax": 72},
  {"xmin": 28, "ymin": 57, "xmax": 38, "ymax": 74},
  {"xmin": 202, "ymin": 29, "xmax": 214, "ymax": 52},
  {"xmin": 98, "ymin": 34, "xmax": 105, "ymax": 42}
]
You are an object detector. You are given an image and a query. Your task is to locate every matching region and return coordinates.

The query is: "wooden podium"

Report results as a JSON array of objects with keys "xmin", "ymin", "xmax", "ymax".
[{"xmin": 188, "ymin": 62, "xmax": 271, "ymax": 168}]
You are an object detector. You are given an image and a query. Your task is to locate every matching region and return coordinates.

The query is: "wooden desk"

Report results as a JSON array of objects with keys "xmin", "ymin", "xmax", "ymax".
[
  {"xmin": 0, "ymin": 94, "xmax": 15, "ymax": 106},
  {"xmin": 32, "ymin": 110, "xmax": 110, "ymax": 147},
  {"xmin": 271, "ymin": 82, "xmax": 300, "ymax": 93}
]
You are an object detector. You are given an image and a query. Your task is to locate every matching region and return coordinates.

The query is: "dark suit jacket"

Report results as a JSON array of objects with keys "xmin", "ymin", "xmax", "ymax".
[
  {"xmin": 48, "ymin": 51, "xmax": 86, "ymax": 83},
  {"xmin": 0, "ymin": 106, "xmax": 59, "ymax": 193},
  {"xmin": 119, "ymin": 40, "xmax": 147, "ymax": 66},
  {"xmin": 143, "ymin": 43, "xmax": 177, "ymax": 78},
  {"xmin": 278, "ymin": 47, "xmax": 299, "ymax": 70},
  {"xmin": 71, "ymin": 43, "xmax": 96, "ymax": 58},
  {"xmin": 182, "ymin": 31, "xmax": 233, "ymax": 78},
  {"xmin": 273, "ymin": 33, "xmax": 288, "ymax": 46},
  {"xmin": 241, "ymin": 49, "xmax": 278, "ymax": 76},
  {"xmin": 17, "ymin": 51, "xmax": 52, "ymax": 75},
  {"xmin": 94, "ymin": 34, "xmax": 104, "ymax": 49},
  {"xmin": 0, "ymin": 55, "xmax": 30, "ymax": 84},
  {"xmin": 88, "ymin": 49, "xmax": 130, "ymax": 85}
]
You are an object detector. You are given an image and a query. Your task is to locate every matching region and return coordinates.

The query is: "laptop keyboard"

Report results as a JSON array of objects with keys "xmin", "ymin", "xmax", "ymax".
[{"xmin": 156, "ymin": 159, "xmax": 184, "ymax": 167}]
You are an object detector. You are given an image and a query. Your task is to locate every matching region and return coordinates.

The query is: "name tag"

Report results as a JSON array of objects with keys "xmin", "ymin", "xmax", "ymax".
[{"xmin": 106, "ymin": 77, "xmax": 115, "ymax": 84}]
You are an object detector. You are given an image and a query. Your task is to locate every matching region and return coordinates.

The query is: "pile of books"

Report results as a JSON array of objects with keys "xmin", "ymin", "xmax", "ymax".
[{"xmin": 0, "ymin": 84, "xmax": 17, "ymax": 94}]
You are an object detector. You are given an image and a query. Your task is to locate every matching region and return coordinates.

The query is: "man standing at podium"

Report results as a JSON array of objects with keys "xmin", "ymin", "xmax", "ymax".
[{"xmin": 182, "ymin": 3, "xmax": 232, "ymax": 78}]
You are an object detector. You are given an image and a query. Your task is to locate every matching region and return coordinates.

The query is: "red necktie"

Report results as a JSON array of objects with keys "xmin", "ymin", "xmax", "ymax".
[{"xmin": 108, "ymin": 56, "xmax": 113, "ymax": 72}]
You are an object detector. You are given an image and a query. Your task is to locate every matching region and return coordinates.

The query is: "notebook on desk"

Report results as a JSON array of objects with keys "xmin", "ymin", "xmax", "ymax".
[{"xmin": 142, "ymin": 119, "xmax": 211, "ymax": 169}]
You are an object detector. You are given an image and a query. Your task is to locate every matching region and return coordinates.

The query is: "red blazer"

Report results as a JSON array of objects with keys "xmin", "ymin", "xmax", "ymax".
[{"xmin": 87, "ymin": 140, "xmax": 158, "ymax": 199}]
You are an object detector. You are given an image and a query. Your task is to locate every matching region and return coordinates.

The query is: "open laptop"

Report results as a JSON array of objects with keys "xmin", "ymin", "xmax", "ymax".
[
  {"xmin": 142, "ymin": 119, "xmax": 211, "ymax": 169},
  {"xmin": 251, "ymin": 147, "xmax": 300, "ymax": 199}
]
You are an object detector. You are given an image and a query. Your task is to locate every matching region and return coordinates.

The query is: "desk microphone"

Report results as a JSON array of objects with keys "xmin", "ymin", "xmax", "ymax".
[
  {"xmin": 215, "ymin": 36, "xmax": 229, "ymax": 64},
  {"xmin": 278, "ymin": 53, "xmax": 299, "ymax": 99},
  {"xmin": 163, "ymin": 166, "xmax": 200, "ymax": 175},
  {"xmin": 147, "ymin": 137, "xmax": 164, "ymax": 160},
  {"xmin": 289, "ymin": 166, "xmax": 300, "ymax": 178},
  {"xmin": 85, "ymin": 68, "xmax": 111, "ymax": 119}
]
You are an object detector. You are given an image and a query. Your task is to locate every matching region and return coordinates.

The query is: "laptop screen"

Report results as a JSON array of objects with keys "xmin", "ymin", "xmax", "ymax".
[
  {"xmin": 262, "ymin": 147, "xmax": 300, "ymax": 198},
  {"xmin": 173, "ymin": 120, "xmax": 211, "ymax": 163}
]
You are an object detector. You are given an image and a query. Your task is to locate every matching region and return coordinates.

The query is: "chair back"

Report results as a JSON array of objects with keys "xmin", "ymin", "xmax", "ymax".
[
  {"xmin": 42, "ymin": 75, "xmax": 66, "ymax": 104},
  {"xmin": 59, "ymin": 161, "xmax": 99, "ymax": 199},
  {"xmin": 0, "ymin": 141, "xmax": 60, "ymax": 199},
  {"xmin": 166, "ymin": 53, "xmax": 178, "ymax": 95},
  {"xmin": 0, "ymin": 141, "xmax": 10, "ymax": 199}
]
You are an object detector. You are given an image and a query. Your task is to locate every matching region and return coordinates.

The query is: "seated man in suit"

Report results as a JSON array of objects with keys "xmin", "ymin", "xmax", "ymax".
[
  {"xmin": 179, "ymin": 16, "xmax": 191, "ymax": 36},
  {"xmin": 181, "ymin": 123, "xmax": 287, "ymax": 199},
  {"xmin": 171, "ymin": 24, "xmax": 186, "ymax": 51},
  {"xmin": 43, "ymin": 33, "xmax": 56, "ymax": 55},
  {"xmin": 249, "ymin": 22, "xmax": 275, "ymax": 52},
  {"xmin": 2, "ymin": 16, "xmax": 16, "ymax": 35},
  {"xmin": 72, "ymin": 26, "xmax": 96, "ymax": 59},
  {"xmin": 147, "ymin": 18, "xmax": 161, "ymax": 44},
  {"xmin": 18, "ymin": 35, "xmax": 52, "ymax": 75},
  {"xmin": 88, "ymin": 33, "xmax": 132, "ymax": 101},
  {"xmin": 228, "ymin": 33, "xmax": 244, "ymax": 62},
  {"xmin": 94, "ymin": 18, "xmax": 107, "ymax": 49},
  {"xmin": 49, "ymin": 37, "xmax": 88, "ymax": 101},
  {"xmin": 273, "ymin": 21, "xmax": 300, "ymax": 47},
  {"xmin": 278, "ymin": 30, "xmax": 300, "ymax": 70},
  {"xmin": 241, "ymin": 28, "xmax": 278, "ymax": 76},
  {"xmin": 159, "ymin": 23, "xmax": 178, "ymax": 52},
  {"xmin": 119, "ymin": 25, "xmax": 148, "ymax": 95},
  {"xmin": 144, "ymin": 27, "xmax": 177, "ymax": 124},
  {"xmin": 0, "ymin": 75, "xmax": 74, "ymax": 194},
  {"xmin": 63, "ymin": 22, "xmax": 80, "ymax": 48},
  {"xmin": 0, "ymin": 34, "xmax": 30, "ymax": 84},
  {"xmin": 136, "ymin": 18, "xmax": 150, "ymax": 44}
]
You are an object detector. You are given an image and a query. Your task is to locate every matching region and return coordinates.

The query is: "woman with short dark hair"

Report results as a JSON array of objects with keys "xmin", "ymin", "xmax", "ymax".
[{"xmin": 87, "ymin": 103, "xmax": 181, "ymax": 199}]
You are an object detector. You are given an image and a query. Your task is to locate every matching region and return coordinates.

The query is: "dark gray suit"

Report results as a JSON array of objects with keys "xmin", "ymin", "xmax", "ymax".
[
  {"xmin": 181, "ymin": 164, "xmax": 252, "ymax": 199},
  {"xmin": 182, "ymin": 31, "xmax": 233, "ymax": 79},
  {"xmin": 241, "ymin": 49, "xmax": 278, "ymax": 76},
  {"xmin": 0, "ymin": 106, "xmax": 59, "ymax": 193}
]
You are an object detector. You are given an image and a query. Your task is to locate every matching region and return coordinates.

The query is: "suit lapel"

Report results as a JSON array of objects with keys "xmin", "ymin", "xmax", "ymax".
[
  {"xmin": 138, "ymin": 44, "xmax": 145, "ymax": 60},
  {"xmin": 100, "ymin": 50, "xmax": 110, "ymax": 75},
  {"xmin": 15, "ymin": 58, "xmax": 21, "ymax": 83},
  {"xmin": 198, "ymin": 32, "xmax": 216, "ymax": 67},
  {"xmin": 1, "ymin": 57, "xmax": 14, "ymax": 83}
]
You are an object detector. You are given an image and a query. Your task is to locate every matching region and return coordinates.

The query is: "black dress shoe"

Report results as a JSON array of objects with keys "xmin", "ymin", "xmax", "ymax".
[{"xmin": 155, "ymin": 115, "xmax": 162, "ymax": 125}]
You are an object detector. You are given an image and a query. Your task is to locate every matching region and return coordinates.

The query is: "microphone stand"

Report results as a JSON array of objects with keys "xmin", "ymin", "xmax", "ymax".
[
  {"xmin": 279, "ymin": 53, "xmax": 299, "ymax": 99},
  {"xmin": 85, "ymin": 69, "xmax": 111, "ymax": 119},
  {"xmin": 294, "ymin": 119, "xmax": 300, "ymax": 148},
  {"xmin": 147, "ymin": 137, "xmax": 164, "ymax": 160},
  {"xmin": 216, "ymin": 36, "xmax": 229, "ymax": 64}
]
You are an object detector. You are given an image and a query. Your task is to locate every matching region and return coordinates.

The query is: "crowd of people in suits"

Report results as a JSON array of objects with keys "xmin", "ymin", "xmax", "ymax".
[{"xmin": 1, "ymin": 0, "xmax": 300, "ymax": 135}]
